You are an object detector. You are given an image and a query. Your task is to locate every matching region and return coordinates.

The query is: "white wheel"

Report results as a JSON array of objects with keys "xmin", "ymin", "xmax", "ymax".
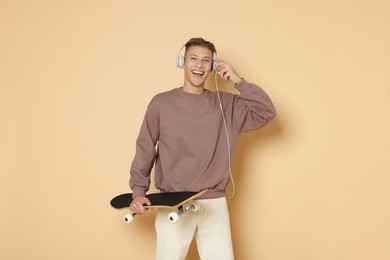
[
  {"xmin": 168, "ymin": 212, "xmax": 179, "ymax": 223},
  {"xmin": 123, "ymin": 213, "xmax": 134, "ymax": 224},
  {"xmin": 190, "ymin": 201, "xmax": 200, "ymax": 212}
]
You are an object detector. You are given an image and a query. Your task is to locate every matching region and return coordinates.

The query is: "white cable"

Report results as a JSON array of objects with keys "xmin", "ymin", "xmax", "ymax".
[{"xmin": 214, "ymin": 72, "xmax": 236, "ymax": 199}]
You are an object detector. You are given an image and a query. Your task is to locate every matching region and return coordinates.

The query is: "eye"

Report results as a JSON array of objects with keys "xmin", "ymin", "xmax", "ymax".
[{"xmin": 203, "ymin": 59, "xmax": 211, "ymax": 63}]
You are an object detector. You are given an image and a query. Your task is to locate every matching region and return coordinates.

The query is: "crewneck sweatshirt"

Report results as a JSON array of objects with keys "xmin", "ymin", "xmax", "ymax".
[{"xmin": 130, "ymin": 79, "xmax": 276, "ymax": 199}]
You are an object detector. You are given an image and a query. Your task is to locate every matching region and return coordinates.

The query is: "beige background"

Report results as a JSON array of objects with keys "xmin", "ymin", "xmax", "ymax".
[{"xmin": 1, "ymin": 0, "xmax": 389, "ymax": 259}]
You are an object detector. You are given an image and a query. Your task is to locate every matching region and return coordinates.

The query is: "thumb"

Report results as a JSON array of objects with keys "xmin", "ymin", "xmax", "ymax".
[{"xmin": 145, "ymin": 198, "xmax": 152, "ymax": 206}]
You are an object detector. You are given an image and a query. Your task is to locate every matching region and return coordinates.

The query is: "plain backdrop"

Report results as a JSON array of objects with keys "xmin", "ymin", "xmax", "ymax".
[{"xmin": 1, "ymin": 0, "xmax": 389, "ymax": 259}]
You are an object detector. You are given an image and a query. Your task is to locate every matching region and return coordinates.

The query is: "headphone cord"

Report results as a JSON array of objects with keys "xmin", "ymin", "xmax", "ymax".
[{"xmin": 214, "ymin": 72, "xmax": 236, "ymax": 199}]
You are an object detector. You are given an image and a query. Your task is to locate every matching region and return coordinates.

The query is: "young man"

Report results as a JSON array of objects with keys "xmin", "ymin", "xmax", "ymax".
[{"xmin": 129, "ymin": 37, "xmax": 276, "ymax": 259}]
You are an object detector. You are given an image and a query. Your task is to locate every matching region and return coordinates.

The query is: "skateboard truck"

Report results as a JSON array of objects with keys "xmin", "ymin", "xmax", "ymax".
[{"xmin": 168, "ymin": 200, "xmax": 200, "ymax": 223}]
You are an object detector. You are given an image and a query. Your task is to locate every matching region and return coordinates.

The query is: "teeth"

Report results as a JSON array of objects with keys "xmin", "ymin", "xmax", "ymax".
[{"xmin": 192, "ymin": 71, "xmax": 204, "ymax": 75}]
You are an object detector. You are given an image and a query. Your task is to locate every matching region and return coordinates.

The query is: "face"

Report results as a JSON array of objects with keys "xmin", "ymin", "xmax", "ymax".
[{"xmin": 183, "ymin": 46, "xmax": 214, "ymax": 90}]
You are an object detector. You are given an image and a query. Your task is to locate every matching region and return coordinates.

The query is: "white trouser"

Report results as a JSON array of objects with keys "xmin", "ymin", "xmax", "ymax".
[{"xmin": 155, "ymin": 197, "xmax": 234, "ymax": 260}]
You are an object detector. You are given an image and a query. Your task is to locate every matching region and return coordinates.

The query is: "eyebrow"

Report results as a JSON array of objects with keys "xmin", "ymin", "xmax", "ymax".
[{"xmin": 188, "ymin": 54, "xmax": 212, "ymax": 59}]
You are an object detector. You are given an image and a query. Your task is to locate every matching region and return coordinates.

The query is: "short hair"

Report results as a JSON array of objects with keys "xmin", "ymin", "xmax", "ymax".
[{"xmin": 184, "ymin": 37, "xmax": 216, "ymax": 55}]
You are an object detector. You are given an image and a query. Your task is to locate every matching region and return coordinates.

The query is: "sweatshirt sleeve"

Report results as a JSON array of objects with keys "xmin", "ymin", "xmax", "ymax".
[
  {"xmin": 129, "ymin": 98, "xmax": 160, "ymax": 198},
  {"xmin": 233, "ymin": 79, "xmax": 276, "ymax": 133}
]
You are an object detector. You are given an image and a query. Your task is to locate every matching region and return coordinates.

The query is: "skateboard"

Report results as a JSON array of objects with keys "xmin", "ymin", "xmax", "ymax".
[{"xmin": 110, "ymin": 189, "xmax": 208, "ymax": 224}]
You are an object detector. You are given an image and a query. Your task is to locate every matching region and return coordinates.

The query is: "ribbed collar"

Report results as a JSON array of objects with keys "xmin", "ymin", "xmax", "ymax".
[{"xmin": 174, "ymin": 87, "xmax": 211, "ymax": 98}]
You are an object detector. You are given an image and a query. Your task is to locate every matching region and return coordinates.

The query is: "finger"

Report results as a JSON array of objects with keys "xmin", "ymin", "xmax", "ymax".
[
  {"xmin": 138, "ymin": 198, "xmax": 150, "ymax": 214},
  {"xmin": 218, "ymin": 69, "xmax": 232, "ymax": 81},
  {"xmin": 132, "ymin": 205, "xmax": 142, "ymax": 214},
  {"xmin": 130, "ymin": 204, "xmax": 137, "ymax": 213},
  {"xmin": 214, "ymin": 59, "xmax": 228, "ymax": 71},
  {"xmin": 135, "ymin": 202, "xmax": 145, "ymax": 213},
  {"xmin": 130, "ymin": 202, "xmax": 142, "ymax": 214}
]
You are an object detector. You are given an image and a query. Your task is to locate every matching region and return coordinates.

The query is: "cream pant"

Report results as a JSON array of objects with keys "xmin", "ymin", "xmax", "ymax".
[{"xmin": 155, "ymin": 197, "xmax": 234, "ymax": 260}]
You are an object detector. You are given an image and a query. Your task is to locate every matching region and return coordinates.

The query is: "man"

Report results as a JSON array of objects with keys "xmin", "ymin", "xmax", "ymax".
[{"xmin": 129, "ymin": 37, "xmax": 276, "ymax": 259}]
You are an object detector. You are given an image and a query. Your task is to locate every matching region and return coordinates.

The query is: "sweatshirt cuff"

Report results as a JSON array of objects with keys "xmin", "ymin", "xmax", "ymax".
[
  {"xmin": 131, "ymin": 186, "xmax": 147, "ymax": 198},
  {"xmin": 234, "ymin": 78, "xmax": 248, "ymax": 89}
]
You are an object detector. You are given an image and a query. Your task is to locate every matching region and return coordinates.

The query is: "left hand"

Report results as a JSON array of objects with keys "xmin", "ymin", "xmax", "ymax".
[{"xmin": 214, "ymin": 59, "xmax": 242, "ymax": 85}]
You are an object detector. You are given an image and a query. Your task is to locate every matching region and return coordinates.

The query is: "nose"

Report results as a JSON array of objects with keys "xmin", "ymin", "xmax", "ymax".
[{"xmin": 195, "ymin": 59, "xmax": 203, "ymax": 68}]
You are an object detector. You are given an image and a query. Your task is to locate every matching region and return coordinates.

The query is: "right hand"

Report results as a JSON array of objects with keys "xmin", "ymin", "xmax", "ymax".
[{"xmin": 130, "ymin": 196, "xmax": 151, "ymax": 214}]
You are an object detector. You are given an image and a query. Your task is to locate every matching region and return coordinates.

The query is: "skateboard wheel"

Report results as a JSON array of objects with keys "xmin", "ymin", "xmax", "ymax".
[
  {"xmin": 190, "ymin": 201, "xmax": 200, "ymax": 212},
  {"xmin": 168, "ymin": 212, "xmax": 179, "ymax": 223},
  {"xmin": 123, "ymin": 213, "xmax": 134, "ymax": 224}
]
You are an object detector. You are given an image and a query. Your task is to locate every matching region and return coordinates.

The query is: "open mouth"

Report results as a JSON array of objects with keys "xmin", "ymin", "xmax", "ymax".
[{"xmin": 192, "ymin": 70, "xmax": 204, "ymax": 78}]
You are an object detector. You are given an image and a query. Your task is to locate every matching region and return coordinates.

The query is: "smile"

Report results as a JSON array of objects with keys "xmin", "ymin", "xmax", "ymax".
[{"xmin": 192, "ymin": 70, "xmax": 205, "ymax": 77}]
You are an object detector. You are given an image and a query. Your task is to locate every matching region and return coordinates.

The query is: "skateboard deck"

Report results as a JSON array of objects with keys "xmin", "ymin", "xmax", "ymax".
[{"xmin": 110, "ymin": 189, "xmax": 208, "ymax": 223}]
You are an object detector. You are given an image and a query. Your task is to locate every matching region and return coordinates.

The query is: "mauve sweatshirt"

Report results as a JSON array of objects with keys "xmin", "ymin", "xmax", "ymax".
[{"xmin": 129, "ymin": 79, "xmax": 276, "ymax": 199}]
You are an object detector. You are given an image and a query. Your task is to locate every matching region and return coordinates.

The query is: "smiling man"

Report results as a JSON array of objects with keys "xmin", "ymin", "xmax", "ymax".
[
  {"xmin": 182, "ymin": 44, "xmax": 214, "ymax": 93},
  {"xmin": 128, "ymin": 37, "xmax": 276, "ymax": 259}
]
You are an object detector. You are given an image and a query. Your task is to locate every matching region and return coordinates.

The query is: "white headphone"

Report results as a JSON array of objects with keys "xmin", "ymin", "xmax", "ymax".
[{"xmin": 176, "ymin": 45, "xmax": 219, "ymax": 72}]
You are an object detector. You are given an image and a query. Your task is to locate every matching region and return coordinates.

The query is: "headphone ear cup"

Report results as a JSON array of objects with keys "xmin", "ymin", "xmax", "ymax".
[
  {"xmin": 212, "ymin": 60, "xmax": 217, "ymax": 72},
  {"xmin": 176, "ymin": 56, "xmax": 184, "ymax": 68}
]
